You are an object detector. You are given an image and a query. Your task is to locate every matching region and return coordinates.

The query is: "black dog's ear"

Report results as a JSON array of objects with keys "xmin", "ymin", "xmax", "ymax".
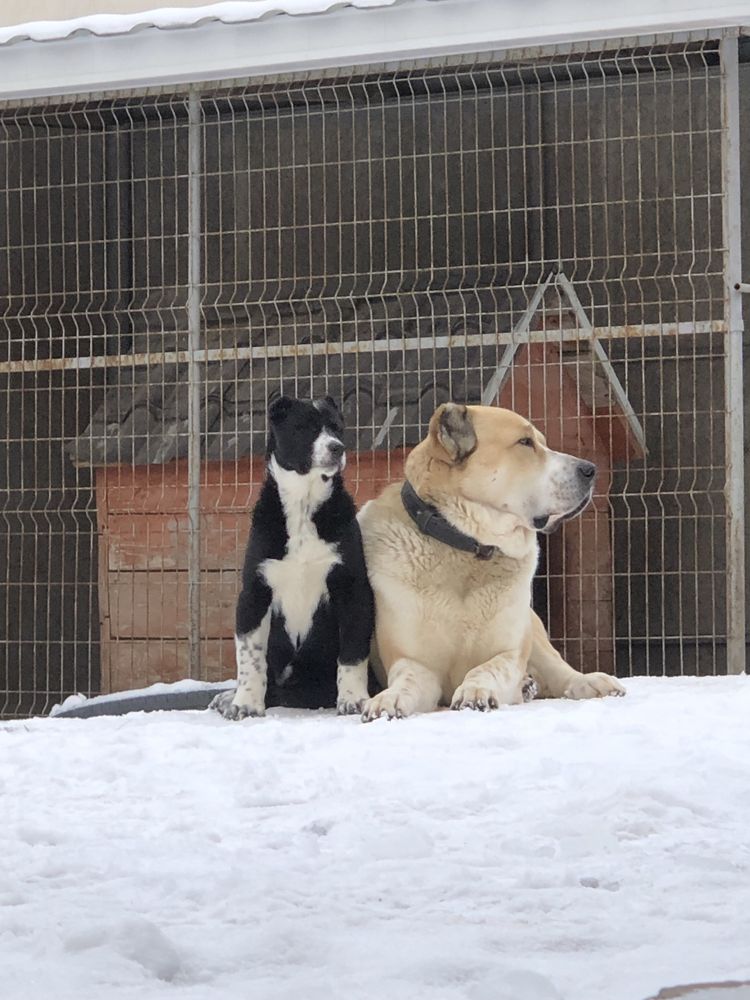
[
  {"xmin": 314, "ymin": 395, "xmax": 340, "ymax": 416},
  {"xmin": 429, "ymin": 402, "xmax": 477, "ymax": 463},
  {"xmin": 268, "ymin": 395, "xmax": 294, "ymax": 424},
  {"xmin": 314, "ymin": 396, "xmax": 344, "ymax": 430}
]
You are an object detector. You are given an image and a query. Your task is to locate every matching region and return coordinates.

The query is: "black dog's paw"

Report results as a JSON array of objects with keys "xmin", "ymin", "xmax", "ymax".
[
  {"xmin": 210, "ymin": 690, "xmax": 265, "ymax": 720},
  {"xmin": 337, "ymin": 696, "xmax": 367, "ymax": 716}
]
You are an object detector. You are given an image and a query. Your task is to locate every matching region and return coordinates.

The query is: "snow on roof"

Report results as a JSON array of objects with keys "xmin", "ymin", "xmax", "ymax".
[
  {"xmin": 0, "ymin": 0, "xmax": 748, "ymax": 102},
  {"xmin": 2, "ymin": 0, "xmax": 749, "ymax": 48},
  {"xmin": 0, "ymin": 0, "xmax": 404, "ymax": 46}
]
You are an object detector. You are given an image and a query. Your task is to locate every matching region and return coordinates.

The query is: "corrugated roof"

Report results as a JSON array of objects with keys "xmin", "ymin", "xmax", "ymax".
[
  {"xmin": 0, "ymin": 0, "xmax": 414, "ymax": 46},
  {"xmin": 2, "ymin": 0, "xmax": 749, "ymax": 49},
  {"xmin": 1, "ymin": 0, "xmax": 747, "ymax": 103},
  {"xmin": 66, "ymin": 291, "xmax": 495, "ymax": 466}
]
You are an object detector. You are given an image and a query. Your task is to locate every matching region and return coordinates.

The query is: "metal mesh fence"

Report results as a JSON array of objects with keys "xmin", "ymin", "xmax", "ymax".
[{"xmin": 0, "ymin": 34, "xmax": 743, "ymax": 717}]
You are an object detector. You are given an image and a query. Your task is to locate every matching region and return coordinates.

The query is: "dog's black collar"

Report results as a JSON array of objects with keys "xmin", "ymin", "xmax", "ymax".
[{"xmin": 401, "ymin": 480, "xmax": 497, "ymax": 561}]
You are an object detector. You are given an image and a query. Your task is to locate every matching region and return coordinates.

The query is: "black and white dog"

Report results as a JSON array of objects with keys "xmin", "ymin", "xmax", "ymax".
[{"xmin": 211, "ymin": 395, "xmax": 374, "ymax": 719}]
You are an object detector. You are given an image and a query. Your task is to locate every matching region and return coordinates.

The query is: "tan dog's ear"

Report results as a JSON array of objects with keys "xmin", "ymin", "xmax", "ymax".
[{"xmin": 429, "ymin": 403, "xmax": 477, "ymax": 463}]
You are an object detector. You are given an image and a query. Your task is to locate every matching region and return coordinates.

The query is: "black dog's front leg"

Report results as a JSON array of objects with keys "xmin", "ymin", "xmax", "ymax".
[
  {"xmin": 329, "ymin": 536, "xmax": 375, "ymax": 715},
  {"xmin": 211, "ymin": 575, "xmax": 272, "ymax": 720}
]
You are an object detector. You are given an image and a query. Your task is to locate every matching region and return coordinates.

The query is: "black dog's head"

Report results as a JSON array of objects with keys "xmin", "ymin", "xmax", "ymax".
[{"xmin": 267, "ymin": 396, "xmax": 346, "ymax": 477}]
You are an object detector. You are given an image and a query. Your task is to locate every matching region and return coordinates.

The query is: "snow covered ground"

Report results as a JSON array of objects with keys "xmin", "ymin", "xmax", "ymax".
[{"xmin": 2, "ymin": 676, "xmax": 750, "ymax": 1000}]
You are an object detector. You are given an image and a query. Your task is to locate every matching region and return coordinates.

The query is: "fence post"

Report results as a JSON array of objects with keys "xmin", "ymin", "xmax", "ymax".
[
  {"xmin": 187, "ymin": 88, "xmax": 203, "ymax": 680},
  {"xmin": 720, "ymin": 33, "xmax": 746, "ymax": 675}
]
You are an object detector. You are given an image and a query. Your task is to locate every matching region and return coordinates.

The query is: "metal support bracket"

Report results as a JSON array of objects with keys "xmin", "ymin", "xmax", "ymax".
[
  {"xmin": 482, "ymin": 269, "xmax": 648, "ymax": 457},
  {"xmin": 187, "ymin": 89, "xmax": 203, "ymax": 682}
]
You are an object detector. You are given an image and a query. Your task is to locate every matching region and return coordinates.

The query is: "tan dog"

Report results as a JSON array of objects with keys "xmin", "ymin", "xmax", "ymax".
[{"xmin": 358, "ymin": 403, "xmax": 625, "ymax": 721}]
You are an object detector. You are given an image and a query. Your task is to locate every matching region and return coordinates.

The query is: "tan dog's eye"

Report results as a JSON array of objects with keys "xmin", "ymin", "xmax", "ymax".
[{"xmin": 517, "ymin": 437, "xmax": 534, "ymax": 449}]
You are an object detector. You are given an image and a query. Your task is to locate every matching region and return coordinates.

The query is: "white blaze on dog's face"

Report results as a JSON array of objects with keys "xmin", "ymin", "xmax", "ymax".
[
  {"xmin": 407, "ymin": 403, "xmax": 596, "ymax": 537},
  {"xmin": 312, "ymin": 428, "xmax": 347, "ymax": 474},
  {"xmin": 312, "ymin": 397, "xmax": 347, "ymax": 474}
]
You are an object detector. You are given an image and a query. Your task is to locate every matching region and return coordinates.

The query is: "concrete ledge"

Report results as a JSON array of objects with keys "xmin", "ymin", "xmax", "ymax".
[{"xmin": 648, "ymin": 982, "xmax": 750, "ymax": 999}]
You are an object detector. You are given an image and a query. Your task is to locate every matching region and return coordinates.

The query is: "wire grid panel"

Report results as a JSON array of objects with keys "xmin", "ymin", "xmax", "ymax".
[{"xmin": 0, "ymin": 37, "xmax": 735, "ymax": 717}]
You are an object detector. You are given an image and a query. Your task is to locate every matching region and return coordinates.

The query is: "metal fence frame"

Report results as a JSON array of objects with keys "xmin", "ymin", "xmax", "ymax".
[
  {"xmin": 0, "ymin": 29, "xmax": 745, "ymax": 716},
  {"xmin": 719, "ymin": 34, "xmax": 745, "ymax": 676}
]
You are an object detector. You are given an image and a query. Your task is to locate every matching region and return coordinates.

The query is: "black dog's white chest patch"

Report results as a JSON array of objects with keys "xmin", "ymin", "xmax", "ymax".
[{"xmin": 260, "ymin": 457, "xmax": 341, "ymax": 646}]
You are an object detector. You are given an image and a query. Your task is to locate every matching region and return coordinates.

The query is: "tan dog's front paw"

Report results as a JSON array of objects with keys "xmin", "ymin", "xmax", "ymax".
[
  {"xmin": 564, "ymin": 672, "xmax": 625, "ymax": 700},
  {"xmin": 521, "ymin": 675, "xmax": 538, "ymax": 702},
  {"xmin": 361, "ymin": 689, "xmax": 417, "ymax": 722},
  {"xmin": 451, "ymin": 682, "xmax": 500, "ymax": 712}
]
